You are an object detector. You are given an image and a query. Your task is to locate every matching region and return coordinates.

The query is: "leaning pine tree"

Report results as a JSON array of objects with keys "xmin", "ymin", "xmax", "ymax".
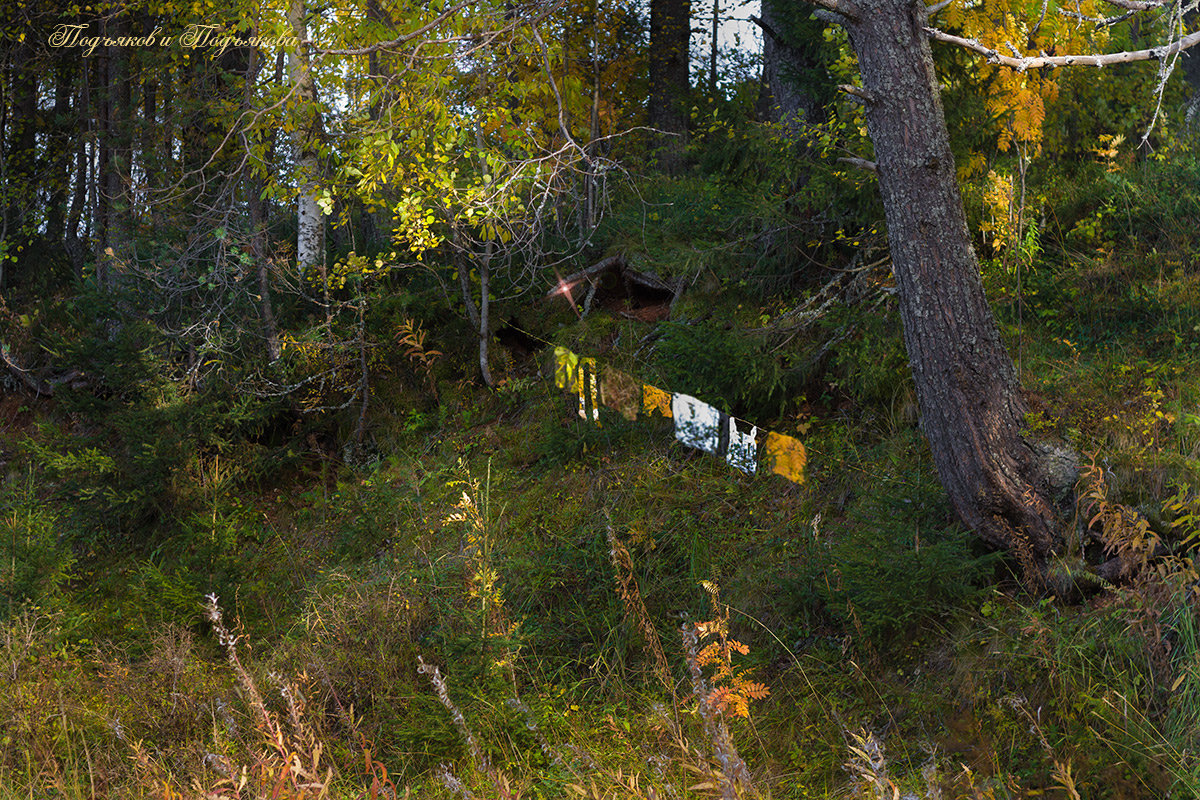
[{"xmin": 796, "ymin": 0, "xmax": 1200, "ymax": 575}]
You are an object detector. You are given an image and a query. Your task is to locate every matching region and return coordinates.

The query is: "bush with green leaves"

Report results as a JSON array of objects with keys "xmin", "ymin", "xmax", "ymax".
[
  {"xmin": 822, "ymin": 512, "xmax": 993, "ymax": 647},
  {"xmin": 23, "ymin": 314, "xmax": 286, "ymax": 549},
  {"xmin": 651, "ymin": 320, "xmax": 794, "ymax": 420}
]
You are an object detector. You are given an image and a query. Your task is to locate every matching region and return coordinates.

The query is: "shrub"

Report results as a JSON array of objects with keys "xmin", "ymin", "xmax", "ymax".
[
  {"xmin": 0, "ymin": 469, "xmax": 75, "ymax": 613},
  {"xmin": 818, "ymin": 455, "xmax": 996, "ymax": 648},
  {"xmin": 651, "ymin": 320, "xmax": 793, "ymax": 420}
]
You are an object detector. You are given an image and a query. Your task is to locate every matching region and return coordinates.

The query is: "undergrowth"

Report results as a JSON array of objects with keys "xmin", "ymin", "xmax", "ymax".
[{"xmin": 5, "ymin": 137, "xmax": 1200, "ymax": 799}]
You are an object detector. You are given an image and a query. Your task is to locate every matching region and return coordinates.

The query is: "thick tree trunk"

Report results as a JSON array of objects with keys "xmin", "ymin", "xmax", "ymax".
[
  {"xmin": 756, "ymin": 0, "xmax": 824, "ymax": 128},
  {"xmin": 1184, "ymin": 8, "xmax": 1200, "ymax": 130},
  {"xmin": 843, "ymin": 0, "xmax": 1068, "ymax": 562},
  {"xmin": 648, "ymin": 0, "xmax": 690, "ymax": 170}
]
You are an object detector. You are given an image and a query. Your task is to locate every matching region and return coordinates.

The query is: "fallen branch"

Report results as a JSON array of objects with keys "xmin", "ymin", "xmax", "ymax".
[{"xmin": 1, "ymin": 342, "xmax": 87, "ymax": 396}]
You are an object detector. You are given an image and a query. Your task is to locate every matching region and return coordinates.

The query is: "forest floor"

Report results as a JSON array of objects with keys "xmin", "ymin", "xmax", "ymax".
[{"xmin": 5, "ymin": 167, "xmax": 1200, "ymax": 799}]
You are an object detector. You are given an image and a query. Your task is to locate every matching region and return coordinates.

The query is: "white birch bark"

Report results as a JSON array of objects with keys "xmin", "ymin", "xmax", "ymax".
[{"xmin": 287, "ymin": 0, "xmax": 325, "ymax": 276}]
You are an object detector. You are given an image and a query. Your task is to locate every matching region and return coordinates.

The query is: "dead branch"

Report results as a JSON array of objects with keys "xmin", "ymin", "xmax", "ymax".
[
  {"xmin": 924, "ymin": 25, "xmax": 1200, "ymax": 71},
  {"xmin": 545, "ymin": 255, "xmax": 627, "ymax": 299},
  {"xmin": 809, "ymin": 0, "xmax": 859, "ymax": 20},
  {"xmin": 1099, "ymin": 0, "xmax": 1165, "ymax": 10},
  {"xmin": 837, "ymin": 156, "xmax": 878, "ymax": 172},
  {"xmin": 1, "ymin": 343, "xmax": 87, "ymax": 397},
  {"xmin": 750, "ymin": 253, "xmax": 890, "ymax": 341},
  {"xmin": 838, "ymin": 84, "xmax": 876, "ymax": 104}
]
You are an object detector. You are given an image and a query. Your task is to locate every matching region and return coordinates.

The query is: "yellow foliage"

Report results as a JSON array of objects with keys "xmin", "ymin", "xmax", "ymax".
[
  {"xmin": 952, "ymin": 0, "xmax": 1110, "ymax": 153},
  {"xmin": 980, "ymin": 169, "xmax": 1016, "ymax": 253},
  {"xmin": 692, "ymin": 582, "xmax": 770, "ymax": 719},
  {"xmin": 957, "ymin": 151, "xmax": 988, "ymax": 183},
  {"xmin": 1092, "ymin": 133, "xmax": 1126, "ymax": 172},
  {"xmin": 325, "ymin": 251, "xmax": 396, "ymax": 291}
]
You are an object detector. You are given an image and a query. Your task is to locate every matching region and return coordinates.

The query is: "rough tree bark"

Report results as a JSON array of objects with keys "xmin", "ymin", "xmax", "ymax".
[
  {"xmin": 1184, "ymin": 7, "xmax": 1200, "ymax": 129},
  {"xmin": 833, "ymin": 0, "xmax": 1070, "ymax": 563}
]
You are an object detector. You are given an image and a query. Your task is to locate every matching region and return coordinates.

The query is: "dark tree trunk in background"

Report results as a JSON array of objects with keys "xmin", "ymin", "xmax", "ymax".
[
  {"xmin": 157, "ymin": 66, "xmax": 175, "ymax": 184},
  {"xmin": 46, "ymin": 61, "xmax": 76, "ymax": 244},
  {"xmin": 95, "ymin": 40, "xmax": 111, "ymax": 282},
  {"xmin": 842, "ymin": 0, "xmax": 1069, "ymax": 564},
  {"xmin": 366, "ymin": 0, "xmax": 394, "ymax": 122},
  {"xmin": 1184, "ymin": 8, "xmax": 1200, "ymax": 129},
  {"xmin": 65, "ymin": 60, "xmax": 89, "ymax": 278},
  {"xmin": 243, "ymin": 46, "xmax": 281, "ymax": 363},
  {"xmin": 249, "ymin": 182, "xmax": 281, "ymax": 362},
  {"xmin": 649, "ymin": 0, "xmax": 690, "ymax": 170},
  {"xmin": 757, "ymin": 0, "xmax": 824, "ymax": 128},
  {"xmin": 106, "ymin": 19, "xmax": 133, "ymax": 263},
  {"xmin": 4, "ymin": 35, "xmax": 38, "ymax": 280},
  {"xmin": 141, "ymin": 51, "xmax": 161, "ymax": 222}
]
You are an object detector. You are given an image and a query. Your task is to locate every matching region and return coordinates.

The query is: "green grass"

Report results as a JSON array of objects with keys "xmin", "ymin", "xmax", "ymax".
[{"xmin": 5, "ymin": 149, "xmax": 1200, "ymax": 798}]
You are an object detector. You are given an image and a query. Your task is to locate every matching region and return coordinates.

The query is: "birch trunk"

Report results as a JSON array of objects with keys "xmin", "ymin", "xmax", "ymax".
[{"xmin": 287, "ymin": 0, "xmax": 325, "ymax": 277}]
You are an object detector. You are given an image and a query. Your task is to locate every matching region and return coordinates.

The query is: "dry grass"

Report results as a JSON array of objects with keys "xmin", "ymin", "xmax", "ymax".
[{"xmin": 4, "ymin": 462, "xmax": 1199, "ymax": 799}]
